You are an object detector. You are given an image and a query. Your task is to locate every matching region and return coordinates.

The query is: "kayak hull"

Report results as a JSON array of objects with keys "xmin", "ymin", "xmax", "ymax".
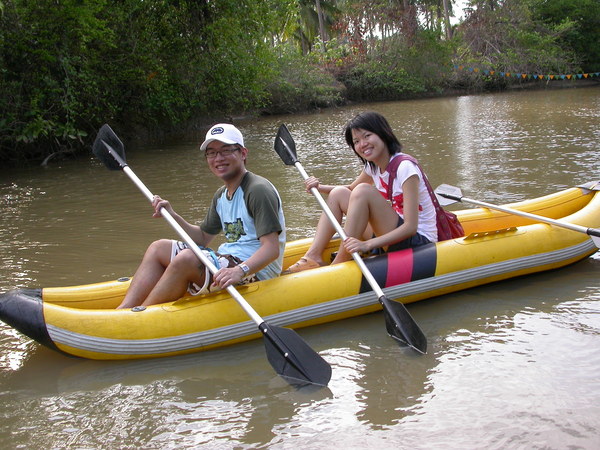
[{"xmin": 1, "ymin": 184, "xmax": 599, "ymax": 359}]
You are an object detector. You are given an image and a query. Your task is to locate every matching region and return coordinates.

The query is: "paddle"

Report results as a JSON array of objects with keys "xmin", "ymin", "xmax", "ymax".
[
  {"xmin": 274, "ymin": 124, "xmax": 427, "ymax": 355},
  {"xmin": 434, "ymin": 184, "xmax": 600, "ymax": 248},
  {"xmin": 91, "ymin": 124, "xmax": 332, "ymax": 387}
]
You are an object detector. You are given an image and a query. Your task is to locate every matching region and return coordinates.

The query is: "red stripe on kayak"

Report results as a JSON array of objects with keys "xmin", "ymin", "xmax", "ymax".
[{"xmin": 385, "ymin": 248, "xmax": 414, "ymax": 287}]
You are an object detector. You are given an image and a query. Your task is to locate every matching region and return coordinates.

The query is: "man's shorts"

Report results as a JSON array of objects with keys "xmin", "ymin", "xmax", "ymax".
[{"xmin": 171, "ymin": 240, "xmax": 258, "ymax": 296}]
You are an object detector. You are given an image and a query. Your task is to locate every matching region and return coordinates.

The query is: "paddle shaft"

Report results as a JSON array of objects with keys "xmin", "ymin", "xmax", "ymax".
[
  {"xmin": 294, "ymin": 163, "xmax": 390, "ymax": 303},
  {"xmin": 98, "ymin": 137, "xmax": 331, "ymax": 386},
  {"xmin": 442, "ymin": 191, "xmax": 600, "ymax": 242},
  {"xmin": 115, "ymin": 155, "xmax": 264, "ymax": 325}
]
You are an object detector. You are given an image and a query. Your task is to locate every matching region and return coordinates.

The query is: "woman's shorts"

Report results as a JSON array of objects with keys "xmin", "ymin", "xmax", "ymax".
[
  {"xmin": 386, "ymin": 216, "xmax": 431, "ymax": 253},
  {"xmin": 171, "ymin": 240, "xmax": 258, "ymax": 296}
]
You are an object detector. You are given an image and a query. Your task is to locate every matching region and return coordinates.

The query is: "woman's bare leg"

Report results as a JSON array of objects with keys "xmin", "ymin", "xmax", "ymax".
[
  {"xmin": 302, "ymin": 186, "xmax": 352, "ymax": 265},
  {"xmin": 332, "ymin": 184, "xmax": 399, "ymax": 264}
]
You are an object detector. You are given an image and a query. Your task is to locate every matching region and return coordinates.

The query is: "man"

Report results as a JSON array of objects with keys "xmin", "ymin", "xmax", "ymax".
[{"xmin": 117, "ymin": 123, "xmax": 286, "ymax": 309}]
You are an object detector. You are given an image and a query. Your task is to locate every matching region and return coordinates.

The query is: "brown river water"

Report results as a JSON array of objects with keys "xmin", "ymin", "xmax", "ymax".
[{"xmin": 1, "ymin": 86, "xmax": 599, "ymax": 449}]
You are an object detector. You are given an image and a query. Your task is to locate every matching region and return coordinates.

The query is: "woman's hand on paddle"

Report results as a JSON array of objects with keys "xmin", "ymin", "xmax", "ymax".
[
  {"xmin": 304, "ymin": 176, "xmax": 320, "ymax": 194},
  {"xmin": 151, "ymin": 195, "xmax": 174, "ymax": 218},
  {"xmin": 343, "ymin": 236, "xmax": 371, "ymax": 255},
  {"xmin": 212, "ymin": 266, "xmax": 244, "ymax": 289}
]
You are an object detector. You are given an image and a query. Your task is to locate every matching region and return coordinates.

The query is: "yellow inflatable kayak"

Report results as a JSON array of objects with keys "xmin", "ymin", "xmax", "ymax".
[{"xmin": 1, "ymin": 182, "xmax": 599, "ymax": 360}]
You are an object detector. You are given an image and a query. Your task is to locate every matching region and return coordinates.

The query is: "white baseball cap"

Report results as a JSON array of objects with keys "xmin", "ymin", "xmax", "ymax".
[{"xmin": 200, "ymin": 123, "xmax": 245, "ymax": 151}]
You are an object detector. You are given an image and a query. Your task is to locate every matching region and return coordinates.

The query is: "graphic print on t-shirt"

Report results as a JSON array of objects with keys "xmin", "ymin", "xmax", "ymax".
[{"xmin": 223, "ymin": 218, "xmax": 247, "ymax": 243}]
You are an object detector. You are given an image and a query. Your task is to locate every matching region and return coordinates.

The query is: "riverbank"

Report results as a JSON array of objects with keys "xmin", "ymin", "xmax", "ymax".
[
  {"xmin": 13, "ymin": 78, "xmax": 600, "ymax": 168},
  {"xmin": 132, "ymin": 79, "xmax": 600, "ymax": 149}
]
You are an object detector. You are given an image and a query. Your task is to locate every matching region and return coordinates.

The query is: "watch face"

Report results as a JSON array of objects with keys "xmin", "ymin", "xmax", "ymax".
[{"xmin": 240, "ymin": 263, "xmax": 250, "ymax": 274}]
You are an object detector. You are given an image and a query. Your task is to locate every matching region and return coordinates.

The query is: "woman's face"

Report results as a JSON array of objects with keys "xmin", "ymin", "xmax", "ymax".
[{"xmin": 351, "ymin": 128, "xmax": 387, "ymax": 161}]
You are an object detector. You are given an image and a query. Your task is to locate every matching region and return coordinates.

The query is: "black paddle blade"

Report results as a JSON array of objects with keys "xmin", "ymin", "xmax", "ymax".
[
  {"xmin": 380, "ymin": 295, "xmax": 427, "ymax": 354},
  {"xmin": 260, "ymin": 323, "xmax": 332, "ymax": 387},
  {"xmin": 274, "ymin": 124, "xmax": 299, "ymax": 166},
  {"xmin": 92, "ymin": 124, "xmax": 127, "ymax": 170}
]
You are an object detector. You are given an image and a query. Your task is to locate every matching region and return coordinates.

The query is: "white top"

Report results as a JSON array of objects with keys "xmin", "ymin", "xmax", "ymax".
[{"xmin": 364, "ymin": 154, "xmax": 438, "ymax": 242}]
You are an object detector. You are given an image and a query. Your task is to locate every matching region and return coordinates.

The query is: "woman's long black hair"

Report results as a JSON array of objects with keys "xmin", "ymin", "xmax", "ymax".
[{"xmin": 343, "ymin": 111, "xmax": 403, "ymax": 171}]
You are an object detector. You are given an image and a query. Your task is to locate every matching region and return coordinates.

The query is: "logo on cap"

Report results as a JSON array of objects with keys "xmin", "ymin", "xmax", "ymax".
[{"xmin": 211, "ymin": 127, "xmax": 224, "ymax": 135}]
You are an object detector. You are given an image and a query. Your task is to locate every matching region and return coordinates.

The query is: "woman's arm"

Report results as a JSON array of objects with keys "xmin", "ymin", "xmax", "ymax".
[
  {"xmin": 306, "ymin": 170, "xmax": 372, "ymax": 195},
  {"xmin": 374, "ymin": 174, "xmax": 420, "ymax": 247}
]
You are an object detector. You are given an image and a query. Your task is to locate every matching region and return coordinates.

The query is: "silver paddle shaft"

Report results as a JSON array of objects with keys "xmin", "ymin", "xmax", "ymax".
[
  {"xmin": 122, "ymin": 165, "xmax": 264, "ymax": 325},
  {"xmin": 294, "ymin": 162, "xmax": 386, "ymax": 299},
  {"xmin": 460, "ymin": 194, "xmax": 600, "ymax": 246}
]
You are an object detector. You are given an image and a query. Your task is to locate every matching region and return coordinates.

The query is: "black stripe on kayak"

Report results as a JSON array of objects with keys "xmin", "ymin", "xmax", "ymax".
[
  {"xmin": 411, "ymin": 243, "xmax": 437, "ymax": 280},
  {"xmin": 360, "ymin": 243, "xmax": 437, "ymax": 294},
  {"xmin": 0, "ymin": 289, "xmax": 63, "ymax": 354}
]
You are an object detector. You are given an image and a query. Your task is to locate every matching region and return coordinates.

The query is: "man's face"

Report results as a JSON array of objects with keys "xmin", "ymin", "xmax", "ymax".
[{"xmin": 204, "ymin": 141, "xmax": 247, "ymax": 181}]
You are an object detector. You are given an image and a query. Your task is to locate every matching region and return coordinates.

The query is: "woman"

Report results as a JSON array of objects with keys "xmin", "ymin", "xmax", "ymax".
[{"xmin": 286, "ymin": 111, "xmax": 437, "ymax": 273}]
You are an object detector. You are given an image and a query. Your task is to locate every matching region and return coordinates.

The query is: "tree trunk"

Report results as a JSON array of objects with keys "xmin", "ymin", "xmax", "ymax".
[
  {"xmin": 443, "ymin": 0, "xmax": 453, "ymax": 39},
  {"xmin": 315, "ymin": 0, "xmax": 328, "ymax": 50}
]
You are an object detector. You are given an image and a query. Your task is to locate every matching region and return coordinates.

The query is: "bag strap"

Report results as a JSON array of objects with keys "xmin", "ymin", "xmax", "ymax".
[
  {"xmin": 385, "ymin": 154, "xmax": 463, "ymax": 241},
  {"xmin": 385, "ymin": 154, "xmax": 438, "ymax": 206},
  {"xmin": 386, "ymin": 153, "xmax": 451, "ymax": 218}
]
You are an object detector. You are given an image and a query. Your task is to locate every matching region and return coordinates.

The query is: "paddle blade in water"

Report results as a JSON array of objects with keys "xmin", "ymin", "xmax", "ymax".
[
  {"xmin": 260, "ymin": 323, "xmax": 331, "ymax": 387},
  {"xmin": 380, "ymin": 296, "xmax": 427, "ymax": 354},
  {"xmin": 274, "ymin": 124, "xmax": 299, "ymax": 166},
  {"xmin": 92, "ymin": 124, "xmax": 127, "ymax": 170}
]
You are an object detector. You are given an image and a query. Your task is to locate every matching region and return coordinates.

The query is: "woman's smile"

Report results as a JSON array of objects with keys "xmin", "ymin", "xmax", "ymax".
[{"xmin": 352, "ymin": 128, "xmax": 387, "ymax": 162}]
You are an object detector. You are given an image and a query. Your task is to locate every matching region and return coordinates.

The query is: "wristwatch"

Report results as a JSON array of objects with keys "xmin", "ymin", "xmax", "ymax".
[{"xmin": 238, "ymin": 262, "xmax": 250, "ymax": 275}]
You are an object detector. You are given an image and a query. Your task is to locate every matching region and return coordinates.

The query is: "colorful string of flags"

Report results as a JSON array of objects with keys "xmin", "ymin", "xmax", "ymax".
[{"xmin": 454, "ymin": 64, "xmax": 600, "ymax": 81}]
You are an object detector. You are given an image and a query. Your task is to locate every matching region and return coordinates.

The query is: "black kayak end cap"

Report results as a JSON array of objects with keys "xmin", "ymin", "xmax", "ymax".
[{"xmin": 0, "ymin": 288, "xmax": 60, "ymax": 351}]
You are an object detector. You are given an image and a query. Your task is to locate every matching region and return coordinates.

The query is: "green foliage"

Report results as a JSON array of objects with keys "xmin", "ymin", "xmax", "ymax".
[
  {"xmin": 1, "ymin": 0, "xmax": 112, "ymax": 163},
  {"xmin": 335, "ymin": 30, "xmax": 456, "ymax": 101},
  {"xmin": 0, "ymin": 0, "xmax": 293, "ymax": 165},
  {"xmin": 382, "ymin": 30, "xmax": 456, "ymax": 91},
  {"xmin": 456, "ymin": 0, "xmax": 580, "ymax": 77},
  {"xmin": 528, "ymin": 0, "xmax": 600, "ymax": 72},
  {"xmin": 265, "ymin": 44, "xmax": 345, "ymax": 113},
  {"xmin": 0, "ymin": 0, "xmax": 596, "ymax": 166},
  {"xmin": 339, "ymin": 63, "xmax": 426, "ymax": 101}
]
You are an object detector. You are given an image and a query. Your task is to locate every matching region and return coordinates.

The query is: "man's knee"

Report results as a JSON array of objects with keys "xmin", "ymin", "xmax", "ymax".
[
  {"xmin": 172, "ymin": 248, "xmax": 202, "ymax": 268},
  {"xmin": 145, "ymin": 239, "xmax": 174, "ymax": 264}
]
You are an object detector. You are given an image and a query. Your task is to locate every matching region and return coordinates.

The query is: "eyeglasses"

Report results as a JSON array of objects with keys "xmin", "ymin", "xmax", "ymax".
[{"xmin": 205, "ymin": 145, "xmax": 240, "ymax": 159}]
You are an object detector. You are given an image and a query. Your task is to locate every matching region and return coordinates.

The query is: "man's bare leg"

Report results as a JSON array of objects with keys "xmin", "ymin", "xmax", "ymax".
[{"xmin": 117, "ymin": 239, "xmax": 175, "ymax": 309}]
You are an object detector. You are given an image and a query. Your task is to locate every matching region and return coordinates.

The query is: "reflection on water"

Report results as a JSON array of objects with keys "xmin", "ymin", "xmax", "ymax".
[
  {"xmin": 1, "ymin": 87, "xmax": 599, "ymax": 448},
  {"xmin": 453, "ymin": 89, "xmax": 600, "ymax": 202},
  {"xmin": 400, "ymin": 296, "xmax": 600, "ymax": 448}
]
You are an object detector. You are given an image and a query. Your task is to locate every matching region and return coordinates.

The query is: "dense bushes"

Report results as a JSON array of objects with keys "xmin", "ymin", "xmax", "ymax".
[
  {"xmin": 0, "ymin": 0, "xmax": 286, "ymax": 164},
  {"xmin": 264, "ymin": 46, "xmax": 345, "ymax": 114},
  {"xmin": 1, "ymin": 0, "xmax": 597, "ymax": 166}
]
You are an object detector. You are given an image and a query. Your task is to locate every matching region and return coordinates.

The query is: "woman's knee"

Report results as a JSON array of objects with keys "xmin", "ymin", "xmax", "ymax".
[
  {"xmin": 349, "ymin": 183, "xmax": 378, "ymax": 200},
  {"xmin": 328, "ymin": 186, "xmax": 351, "ymax": 208}
]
